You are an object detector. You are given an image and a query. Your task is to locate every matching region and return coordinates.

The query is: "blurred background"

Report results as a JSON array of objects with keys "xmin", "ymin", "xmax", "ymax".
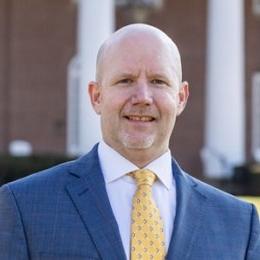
[{"xmin": 0, "ymin": 0, "xmax": 259, "ymax": 204}]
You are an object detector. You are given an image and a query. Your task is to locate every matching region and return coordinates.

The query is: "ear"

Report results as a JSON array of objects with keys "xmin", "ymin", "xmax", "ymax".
[
  {"xmin": 177, "ymin": 81, "xmax": 189, "ymax": 116},
  {"xmin": 88, "ymin": 81, "xmax": 102, "ymax": 114}
]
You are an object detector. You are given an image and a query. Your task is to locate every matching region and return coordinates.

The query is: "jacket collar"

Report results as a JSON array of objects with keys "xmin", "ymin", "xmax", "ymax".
[
  {"xmin": 66, "ymin": 144, "xmax": 127, "ymax": 260},
  {"xmin": 166, "ymin": 159, "xmax": 207, "ymax": 259}
]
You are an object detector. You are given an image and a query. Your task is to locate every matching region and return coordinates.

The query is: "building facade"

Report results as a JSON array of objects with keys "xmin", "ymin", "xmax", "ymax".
[{"xmin": 0, "ymin": 0, "xmax": 260, "ymax": 180}]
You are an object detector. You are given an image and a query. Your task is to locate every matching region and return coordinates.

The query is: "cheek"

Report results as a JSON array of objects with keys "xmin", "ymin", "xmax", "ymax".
[
  {"xmin": 156, "ymin": 91, "xmax": 179, "ymax": 116},
  {"xmin": 101, "ymin": 88, "xmax": 130, "ymax": 113},
  {"xmin": 99, "ymin": 93, "xmax": 124, "ymax": 119}
]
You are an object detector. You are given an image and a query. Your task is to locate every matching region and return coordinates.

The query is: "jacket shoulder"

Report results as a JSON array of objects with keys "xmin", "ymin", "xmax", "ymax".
[
  {"xmin": 0, "ymin": 159, "xmax": 78, "ymax": 198},
  {"xmin": 185, "ymin": 172, "xmax": 253, "ymax": 212}
]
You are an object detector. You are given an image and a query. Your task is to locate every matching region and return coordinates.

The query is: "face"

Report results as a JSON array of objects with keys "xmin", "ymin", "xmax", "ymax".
[{"xmin": 89, "ymin": 30, "xmax": 189, "ymax": 164}]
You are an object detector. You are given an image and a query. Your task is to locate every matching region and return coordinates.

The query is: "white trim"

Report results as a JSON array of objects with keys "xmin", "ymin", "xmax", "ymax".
[
  {"xmin": 202, "ymin": 0, "xmax": 245, "ymax": 178},
  {"xmin": 67, "ymin": 0, "xmax": 115, "ymax": 155}
]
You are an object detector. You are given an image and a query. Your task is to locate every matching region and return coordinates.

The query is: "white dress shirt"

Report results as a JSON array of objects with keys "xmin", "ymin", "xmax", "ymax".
[{"xmin": 98, "ymin": 141, "xmax": 176, "ymax": 259}]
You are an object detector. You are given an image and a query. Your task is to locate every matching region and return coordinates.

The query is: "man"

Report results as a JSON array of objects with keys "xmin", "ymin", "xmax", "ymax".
[{"xmin": 0, "ymin": 24, "xmax": 259, "ymax": 259}]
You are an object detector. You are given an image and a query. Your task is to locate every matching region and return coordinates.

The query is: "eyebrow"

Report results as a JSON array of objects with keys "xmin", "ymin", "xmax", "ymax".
[
  {"xmin": 116, "ymin": 72, "xmax": 139, "ymax": 79},
  {"xmin": 148, "ymin": 73, "xmax": 169, "ymax": 79}
]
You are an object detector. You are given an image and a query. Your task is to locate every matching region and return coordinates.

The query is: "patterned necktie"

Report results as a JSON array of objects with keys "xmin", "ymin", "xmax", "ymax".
[{"xmin": 130, "ymin": 169, "xmax": 165, "ymax": 259}]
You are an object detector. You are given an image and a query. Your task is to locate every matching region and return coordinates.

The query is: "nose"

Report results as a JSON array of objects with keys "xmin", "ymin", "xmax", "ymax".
[{"xmin": 131, "ymin": 82, "xmax": 153, "ymax": 105}]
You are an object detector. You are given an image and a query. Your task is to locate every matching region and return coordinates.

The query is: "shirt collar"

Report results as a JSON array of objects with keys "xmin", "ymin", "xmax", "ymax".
[{"xmin": 98, "ymin": 141, "xmax": 173, "ymax": 190}]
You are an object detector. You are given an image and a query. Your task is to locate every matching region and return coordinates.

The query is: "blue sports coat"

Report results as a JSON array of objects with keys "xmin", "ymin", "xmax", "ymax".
[{"xmin": 0, "ymin": 145, "xmax": 259, "ymax": 259}]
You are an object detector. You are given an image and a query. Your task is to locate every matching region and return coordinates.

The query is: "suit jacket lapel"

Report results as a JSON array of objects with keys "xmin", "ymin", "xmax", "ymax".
[
  {"xmin": 65, "ymin": 147, "xmax": 207, "ymax": 259},
  {"xmin": 166, "ymin": 160, "xmax": 207, "ymax": 259},
  {"xmin": 66, "ymin": 145, "xmax": 126, "ymax": 260}
]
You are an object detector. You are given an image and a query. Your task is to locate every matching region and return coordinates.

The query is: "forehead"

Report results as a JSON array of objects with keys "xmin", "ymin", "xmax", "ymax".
[
  {"xmin": 108, "ymin": 31, "xmax": 173, "ymax": 58},
  {"xmin": 104, "ymin": 33, "xmax": 177, "ymax": 71}
]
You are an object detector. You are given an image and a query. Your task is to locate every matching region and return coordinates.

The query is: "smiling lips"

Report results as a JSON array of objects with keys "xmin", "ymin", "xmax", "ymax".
[{"xmin": 124, "ymin": 115, "xmax": 155, "ymax": 122}]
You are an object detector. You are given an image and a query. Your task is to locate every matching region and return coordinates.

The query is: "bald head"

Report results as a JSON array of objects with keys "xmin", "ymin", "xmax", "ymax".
[{"xmin": 96, "ymin": 23, "xmax": 182, "ymax": 86}]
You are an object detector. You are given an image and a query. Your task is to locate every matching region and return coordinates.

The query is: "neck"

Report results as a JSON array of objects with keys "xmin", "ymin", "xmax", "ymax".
[{"xmin": 114, "ymin": 145, "xmax": 168, "ymax": 168}]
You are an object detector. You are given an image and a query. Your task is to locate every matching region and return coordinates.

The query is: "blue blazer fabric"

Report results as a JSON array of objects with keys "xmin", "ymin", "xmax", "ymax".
[{"xmin": 0, "ymin": 144, "xmax": 259, "ymax": 259}]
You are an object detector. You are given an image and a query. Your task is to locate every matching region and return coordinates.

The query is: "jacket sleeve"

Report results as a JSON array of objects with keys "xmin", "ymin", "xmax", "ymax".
[
  {"xmin": 0, "ymin": 184, "xmax": 30, "ymax": 260},
  {"xmin": 246, "ymin": 204, "xmax": 260, "ymax": 260}
]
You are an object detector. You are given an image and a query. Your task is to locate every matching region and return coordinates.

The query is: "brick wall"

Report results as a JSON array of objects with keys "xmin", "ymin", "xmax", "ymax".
[
  {"xmin": 245, "ymin": 0, "xmax": 260, "ymax": 161},
  {"xmin": 0, "ymin": 0, "xmax": 8, "ymax": 153},
  {"xmin": 0, "ymin": 0, "xmax": 77, "ymax": 154}
]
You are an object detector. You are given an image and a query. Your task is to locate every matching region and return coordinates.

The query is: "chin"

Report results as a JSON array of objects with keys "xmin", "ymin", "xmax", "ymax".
[{"xmin": 121, "ymin": 134, "xmax": 155, "ymax": 150}]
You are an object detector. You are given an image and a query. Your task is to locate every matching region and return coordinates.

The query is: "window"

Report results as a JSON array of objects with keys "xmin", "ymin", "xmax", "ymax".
[
  {"xmin": 67, "ymin": 56, "xmax": 81, "ymax": 156},
  {"xmin": 252, "ymin": 72, "xmax": 260, "ymax": 162},
  {"xmin": 252, "ymin": 0, "xmax": 260, "ymax": 16}
]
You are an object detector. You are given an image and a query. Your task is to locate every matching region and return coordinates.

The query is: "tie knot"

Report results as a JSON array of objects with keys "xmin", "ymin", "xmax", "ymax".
[{"xmin": 130, "ymin": 169, "xmax": 156, "ymax": 187}]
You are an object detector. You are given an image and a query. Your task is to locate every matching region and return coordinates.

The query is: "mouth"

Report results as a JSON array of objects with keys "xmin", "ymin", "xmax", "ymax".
[{"xmin": 123, "ymin": 115, "xmax": 156, "ymax": 122}]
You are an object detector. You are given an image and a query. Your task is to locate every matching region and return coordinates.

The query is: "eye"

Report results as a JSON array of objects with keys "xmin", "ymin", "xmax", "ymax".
[
  {"xmin": 151, "ymin": 79, "xmax": 168, "ymax": 85},
  {"xmin": 118, "ymin": 78, "xmax": 133, "ymax": 84}
]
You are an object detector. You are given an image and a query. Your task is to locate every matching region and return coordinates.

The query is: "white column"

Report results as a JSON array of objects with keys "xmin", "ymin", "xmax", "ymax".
[
  {"xmin": 67, "ymin": 0, "xmax": 114, "ymax": 155},
  {"xmin": 202, "ymin": 0, "xmax": 245, "ymax": 178}
]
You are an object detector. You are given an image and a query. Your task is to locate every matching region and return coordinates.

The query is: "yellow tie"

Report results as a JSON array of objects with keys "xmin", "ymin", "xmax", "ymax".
[{"xmin": 130, "ymin": 169, "xmax": 165, "ymax": 260}]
